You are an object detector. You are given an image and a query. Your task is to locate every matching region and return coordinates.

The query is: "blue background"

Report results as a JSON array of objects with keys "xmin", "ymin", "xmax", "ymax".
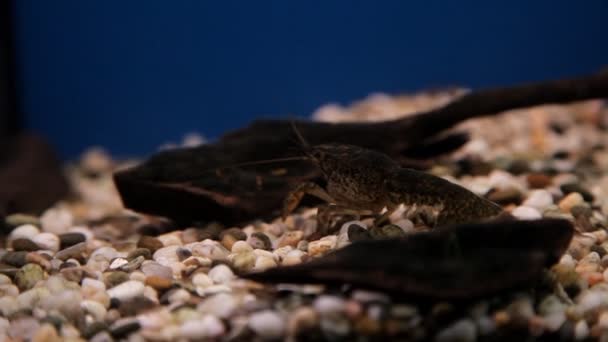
[{"xmin": 11, "ymin": 1, "xmax": 608, "ymax": 159}]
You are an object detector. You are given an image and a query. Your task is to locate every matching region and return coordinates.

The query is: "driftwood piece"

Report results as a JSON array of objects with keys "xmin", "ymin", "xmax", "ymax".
[
  {"xmin": 114, "ymin": 73, "xmax": 608, "ymax": 225},
  {"xmin": 243, "ymin": 219, "xmax": 574, "ymax": 300}
]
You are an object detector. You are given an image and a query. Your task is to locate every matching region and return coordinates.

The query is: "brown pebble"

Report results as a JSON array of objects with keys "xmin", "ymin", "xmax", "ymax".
[
  {"xmin": 127, "ymin": 248, "xmax": 152, "ymax": 261},
  {"xmin": 11, "ymin": 238, "xmax": 41, "ymax": 252},
  {"xmin": 117, "ymin": 297, "xmax": 157, "ymax": 317},
  {"xmin": 60, "ymin": 267, "xmax": 84, "ymax": 283},
  {"xmin": 103, "ymin": 271, "xmax": 130, "ymax": 288},
  {"xmin": 354, "ymin": 316, "xmax": 382, "ymax": 335},
  {"xmin": 145, "ymin": 275, "xmax": 173, "ymax": 290},
  {"xmin": 137, "ymin": 236, "xmax": 163, "ymax": 253},
  {"xmin": 58, "ymin": 232, "xmax": 86, "ymax": 249},
  {"xmin": 220, "ymin": 228, "xmax": 247, "ymax": 250},
  {"xmin": 278, "ymin": 231, "xmax": 304, "ymax": 248},
  {"xmin": 486, "ymin": 187, "xmax": 522, "ymax": 205},
  {"xmin": 31, "ymin": 323, "xmax": 61, "ymax": 342},
  {"xmin": 526, "ymin": 173, "xmax": 552, "ymax": 189}
]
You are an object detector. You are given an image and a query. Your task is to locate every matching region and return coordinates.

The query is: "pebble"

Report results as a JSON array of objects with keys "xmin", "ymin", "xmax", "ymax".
[
  {"xmin": 511, "ymin": 206, "xmax": 542, "ymax": 220},
  {"xmin": 15, "ymin": 263, "xmax": 45, "ymax": 291},
  {"xmin": 208, "ymin": 264, "xmax": 235, "ymax": 284},
  {"xmin": 31, "ymin": 323, "xmax": 61, "ymax": 342},
  {"xmin": 81, "ymin": 299, "xmax": 108, "ymax": 321},
  {"xmin": 54, "ymin": 242, "xmax": 86, "ymax": 261},
  {"xmin": 231, "ymin": 240, "xmax": 254, "ymax": 253},
  {"xmin": 9, "ymin": 224, "xmax": 40, "ymax": 241},
  {"xmin": 153, "ymin": 245, "xmax": 181, "ymax": 267},
  {"xmin": 522, "ymin": 189, "xmax": 554, "ymax": 210},
  {"xmin": 109, "ymin": 318, "xmax": 141, "ymax": 338},
  {"xmin": 11, "ymin": 238, "xmax": 40, "ymax": 252},
  {"xmin": 248, "ymin": 232, "xmax": 272, "ymax": 250},
  {"xmin": 435, "ymin": 319, "xmax": 476, "ymax": 342},
  {"xmin": 145, "ymin": 276, "xmax": 173, "ymax": 290},
  {"xmin": 248, "ymin": 310, "xmax": 285, "ymax": 339},
  {"xmin": 561, "ymin": 183, "xmax": 594, "ymax": 202},
  {"xmin": 58, "ymin": 232, "xmax": 86, "ymax": 249},
  {"xmin": 31, "ymin": 233, "xmax": 60, "ymax": 252},
  {"xmin": 104, "ymin": 271, "xmax": 130, "ymax": 288},
  {"xmin": 254, "ymin": 255, "xmax": 277, "ymax": 271},
  {"xmin": 370, "ymin": 224, "xmax": 407, "ymax": 239},
  {"xmin": 574, "ymin": 320, "xmax": 589, "ymax": 340},
  {"xmin": 5, "ymin": 214, "xmax": 40, "ymax": 228},
  {"xmin": 127, "ymin": 248, "xmax": 152, "ymax": 260},
  {"xmin": 107, "ymin": 280, "xmax": 145, "ymax": 301},
  {"xmin": 559, "ymin": 192, "xmax": 585, "ymax": 213},
  {"xmin": 219, "ymin": 228, "xmax": 247, "ymax": 250},
  {"xmin": 527, "ymin": 173, "xmax": 553, "ymax": 189},
  {"xmin": 308, "ymin": 236, "xmax": 337, "ymax": 257},
  {"xmin": 314, "ymin": 295, "xmax": 346, "ymax": 316},
  {"xmin": 287, "ymin": 307, "xmax": 318, "ymax": 336},
  {"xmin": 231, "ymin": 251, "xmax": 256, "ymax": 272},
  {"xmin": 2, "ymin": 251, "xmax": 29, "ymax": 267},
  {"xmin": 348, "ymin": 224, "xmax": 372, "ymax": 242},
  {"xmin": 109, "ymin": 258, "xmax": 129, "ymax": 270},
  {"xmin": 40, "ymin": 208, "xmax": 73, "ymax": 234},
  {"xmin": 141, "ymin": 262, "xmax": 173, "ymax": 279},
  {"xmin": 278, "ymin": 231, "xmax": 304, "ymax": 248},
  {"xmin": 487, "ymin": 186, "xmax": 523, "ymax": 205},
  {"xmin": 282, "ymin": 249, "xmax": 306, "ymax": 266},
  {"xmin": 197, "ymin": 293, "xmax": 237, "ymax": 318},
  {"xmin": 180, "ymin": 315, "xmax": 225, "ymax": 339},
  {"xmin": 190, "ymin": 240, "xmax": 230, "ymax": 261},
  {"xmin": 138, "ymin": 236, "xmax": 163, "ymax": 253}
]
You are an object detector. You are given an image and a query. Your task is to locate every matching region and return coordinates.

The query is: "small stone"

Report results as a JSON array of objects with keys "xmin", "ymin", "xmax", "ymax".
[
  {"xmin": 192, "ymin": 272, "xmax": 213, "ymax": 287},
  {"xmin": 197, "ymin": 293, "xmax": 237, "ymax": 318},
  {"xmin": 278, "ymin": 231, "xmax": 304, "ymax": 248},
  {"xmin": 314, "ymin": 295, "xmax": 346, "ymax": 316},
  {"xmin": 119, "ymin": 255, "xmax": 145, "ymax": 272},
  {"xmin": 282, "ymin": 249, "xmax": 306, "ymax": 266},
  {"xmin": 31, "ymin": 233, "xmax": 60, "ymax": 252},
  {"xmin": 1, "ymin": 251, "xmax": 29, "ymax": 267},
  {"xmin": 141, "ymin": 262, "xmax": 172, "ymax": 279},
  {"xmin": 308, "ymin": 236, "xmax": 337, "ymax": 257},
  {"xmin": 109, "ymin": 258, "xmax": 129, "ymax": 270},
  {"xmin": 190, "ymin": 240, "xmax": 229, "ymax": 261},
  {"xmin": 287, "ymin": 307, "xmax": 318, "ymax": 336},
  {"xmin": 248, "ymin": 232, "xmax": 272, "ymax": 250},
  {"xmin": 219, "ymin": 228, "xmax": 247, "ymax": 250},
  {"xmin": 370, "ymin": 224, "xmax": 407, "ymax": 239},
  {"xmin": 107, "ymin": 280, "xmax": 145, "ymax": 301},
  {"xmin": 511, "ymin": 206, "xmax": 542, "ymax": 220},
  {"xmin": 127, "ymin": 248, "xmax": 152, "ymax": 260},
  {"xmin": 208, "ymin": 264, "xmax": 234, "ymax": 284},
  {"xmin": 82, "ymin": 322, "xmax": 108, "ymax": 339},
  {"xmin": 180, "ymin": 315, "xmax": 225, "ymax": 339},
  {"xmin": 9, "ymin": 224, "xmax": 40, "ymax": 241},
  {"xmin": 138, "ymin": 236, "xmax": 164, "ymax": 253},
  {"xmin": 320, "ymin": 315, "xmax": 350, "ymax": 337},
  {"xmin": 486, "ymin": 187, "xmax": 522, "ymax": 205},
  {"xmin": 348, "ymin": 224, "xmax": 371, "ymax": 242},
  {"xmin": 254, "ymin": 256, "xmax": 277, "ymax": 271},
  {"xmin": 55, "ymin": 242, "xmax": 87, "ymax": 261},
  {"xmin": 435, "ymin": 319, "xmax": 476, "ymax": 342},
  {"xmin": 176, "ymin": 247, "xmax": 192, "ymax": 261},
  {"xmin": 31, "ymin": 323, "xmax": 61, "ymax": 342},
  {"xmin": 15, "ymin": 263, "xmax": 45, "ymax": 290},
  {"xmin": 231, "ymin": 252, "xmax": 256, "ymax": 272},
  {"xmin": 5, "ymin": 214, "xmax": 40, "ymax": 228},
  {"xmin": 522, "ymin": 189, "xmax": 554, "ymax": 210},
  {"xmin": 40, "ymin": 208, "xmax": 73, "ymax": 235},
  {"xmin": 153, "ymin": 245, "xmax": 181, "ymax": 266},
  {"xmin": 574, "ymin": 320, "xmax": 589, "ymax": 340},
  {"xmin": 145, "ymin": 276, "xmax": 173, "ymax": 290},
  {"xmin": 81, "ymin": 299, "xmax": 108, "ymax": 321},
  {"xmin": 559, "ymin": 193, "xmax": 585, "ymax": 213},
  {"xmin": 9, "ymin": 317, "xmax": 40, "ymax": 341},
  {"xmin": 249, "ymin": 310, "xmax": 285, "ymax": 339},
  {"xmin": 58, "ymin": 232, "xmax": 86, "ymax": 249},
  {"xmin": 109, "ymin": 318, "xmax": 141, "ymax": 338},
  {"xmin": 561, "ymin": 183, "xmax": 594, "ymax": 202},
  {"xmin": 11, "ymin": 238, "xmax": 40, "ymax": 252},
  {"xmin": 231, "ymin": 240, "xmax": 253, "ymax": 253},
  {"xmin": 527, "ymin": 173, "xmax": 553, "ymax": 189},
  {"xmin": 104, "ymin": 271, "xmax": 130, "ymax": 288}
]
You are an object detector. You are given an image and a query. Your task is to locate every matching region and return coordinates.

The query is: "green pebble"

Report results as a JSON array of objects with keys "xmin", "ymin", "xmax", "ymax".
[{"xmin": 15, "ymin": 263, "xmax": 46, "ymax": 291}]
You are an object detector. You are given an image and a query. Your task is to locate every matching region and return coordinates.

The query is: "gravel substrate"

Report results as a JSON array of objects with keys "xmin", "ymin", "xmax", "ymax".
[{"xmin": 1, "ymin": 95, "xmax": 608, "ymax": 341}]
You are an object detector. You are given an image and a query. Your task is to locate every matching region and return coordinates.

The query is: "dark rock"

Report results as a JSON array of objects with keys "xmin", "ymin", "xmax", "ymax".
[
  {"xmin": 486, "ymin": 187, "xmax": 523, "ymax": 205},
  {"xmin": 176, "ymin": 247, "xmax": 192, "ymax": 261},
  {"xmin": 117, "ymin": 296, "xmax": 157, "ymax": 316},
  {"xmin": 526, "ymin": 173, "xmax": 552, "ymax": 189},
  {"xmin": 55, "ymin": 242, "xmax": 87, "ymax": 261},
  {"xmin": 245, "ymin": 219, "xmax": 574, "ymax": 300},
  {"xmin": 1, "ymin": 251, "xmax": 28, "ymax": 267},
  {"xmin": 82, "ymin": 322, "xmax": 109, "ymax": 339},
  {"xmin": 109, "ymin": 319, "xmax": 141, "ymax": 338},
  {"xmin": 507, "ymin": 159, "xmax": 531, "ymax": 175},
  {"xmin": 58, "ymin": 232, "xmax": 86, "ymax": 249},
  {"xmin": 348, "ymin": 224, "xmax": 371, "ymax": 242},
  {"xmin": 11, "ymin": 238, "xmax": 40, "ymax": 252}
]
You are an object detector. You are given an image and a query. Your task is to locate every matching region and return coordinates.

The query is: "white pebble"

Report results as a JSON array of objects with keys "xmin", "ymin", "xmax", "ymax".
[
  {"xmin": 191, "ymin": 240, "xmax": 230, "ymax": 261},
  {"xmin": 192, "ymin": 273, "xmax": 214, "ymax": 288},
  {"xmin": 157, "ymin": 232, "xmax": 183, "ymax": 246},
  {"xmin": 313, "ymin": 295, "xmax": 346, "ymax": 316},
  {"xmin": 31, "ymin": 233, "xmax": 60, "ymax": 252},
  {"xmin": 197, "ymin": 293, "xmax": 237, "ymax": 318},
  {"xmin": 208, "ymin": 264, "xmax": 234, "ymax": 284},
  {"xmin": 254, "ymin": 256, "xmax": 277, "ymax": 271},
  {"xmin": 435, "ymin": 319, "xmax": 476, "ymax": 342},
  {"xmin": 141, "ymin": 261, "xmax": 173, "ymax": 279},
  {"xmin": 168, "ymin": 289, "xmax": 191, "ymax": 304},
  {"xmin": 109, "ymin": 258, "xmax": 129, "ymax": 270},
  {"xmin": 82, "ymin": 278, "xmax": 106, "ymax": 291},
  {"xmin": 248, "ymin": 310, "xmax": 285, "ymax": 339},
  {"xmin": 574, "ymin": 320, "xmax": 589, "ymax": 340},
  {"xmin": 81, "ymin": 300, "xmax": 107, "ymax": 321},
  {"xmin": 282, "ymin": 250, "xmax": 306, "ymax": 266},
  {"xmin": 9, "ymin": 224, "xmax": 40, "ymax": 241},
  {"xmin": 107, "ymin": 280, "xmax": 145, "ymax": 301},
  {"xmin": 153, "ymin": 246, "xmax": 181, "ymax": 267},
  {"xmin": 40, "ymin": 208, "xmax": 73, "ymax": 234},
  {"xmin": 512, "ymin": 206, "xmax": 542, "ymax": 220},
  {"xmin": 180, "ymin": 315, "xmax": 225, "ymax": 339},
  {"xmin": 522, "ymin": 190, "xmax": 554, "ymax": 210},
  {"xmin": 231, "ymin": 240, "xmax": 253, "ymax": 253},
  {"xmin": 196, "ymin": 285, "xmax": 232, "ymax": 296},
  {"xmin": 90, "ymin": 247, "xmax": 119, "ymax": 262}
]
